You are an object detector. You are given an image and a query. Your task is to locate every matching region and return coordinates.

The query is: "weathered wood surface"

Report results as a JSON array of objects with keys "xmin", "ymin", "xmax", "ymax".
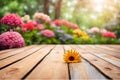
[{"xmin": 0, "ymin": 45, "xmax": 120, "ymax": 80}]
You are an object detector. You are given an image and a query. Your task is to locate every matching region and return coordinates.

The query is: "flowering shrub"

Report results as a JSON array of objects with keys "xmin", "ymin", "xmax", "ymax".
[
  {"xmin": 0, "ymin": 14, "xmax": 23, "ymax": 27},
  {"xmin": 0, "ymin": 30, "xmax": 25, "ymax": 50},
  {"xmin": 88, "ymin": 27, "xmax": 116, "ymax": 38},
  {"xmin": 87, "ymin": 27, "xmax": 119, "ymax": 44},
  {"xmin": 102, "ymin": 31, "xmax": 116, "ymax": 38},
  {"xmin": 0, "ymin": 13, "xmax": 119, "ymax": 50}
]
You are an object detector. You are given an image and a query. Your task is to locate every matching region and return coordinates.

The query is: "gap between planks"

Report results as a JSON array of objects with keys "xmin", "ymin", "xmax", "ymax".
[
  {"xmin": 0, "ymin": 45, "xmax": 55, "ymax": 79},
  {"xmin": 26, "ymin": 45, "xmax": 69, "ymax": 79},
  {"xmin": 0, "ymin": 45, "xmax": 45, "ymax": 69},
  {"xmin": 0, "ymin": 45, "xmax": 36, "ymax": 60},
  {"xmin": 71, "ymin": 45, "xmax": 120, "ymax": 79},
  {"xmin": 78, "ymin": 45, "xmax": 120, "ymax": 68},
  {"xmin": 64, "ymin": 45, "xmax": 109, "ymax": 80}
]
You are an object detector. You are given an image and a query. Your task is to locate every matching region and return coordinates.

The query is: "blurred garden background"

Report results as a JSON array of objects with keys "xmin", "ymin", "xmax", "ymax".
[{"xmin": 0, "ymin": 0, "xmax": 120, "ymax": 49}]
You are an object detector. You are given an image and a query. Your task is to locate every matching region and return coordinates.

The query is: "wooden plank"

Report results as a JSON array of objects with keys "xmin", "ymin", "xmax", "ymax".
[
  {"xmin": 86, "ymin": 46, "xmax": 120, "ymax": 68},
  {"xmin": 82, "ymin": 59, "xmax": 109, "ymax": 80},
  {"xmin": 69, "ymin": 62, "xmax": 89, "ymax": 80},
  {"xmin": 106, "ymin": 45, "xmax": 120, "ymax": 50},
  {"xmin": 0, "ymin": 49, "xmax": 15, "ymax": 54},
  {"xmin": 71, "ymin": 45, "xmax": 120, "ymax": 79},
  {"xmin": 78, "ymin": 45, "xmax": 120, "ymax": 67},
  {"xmin": 64, "ymin": 45, "xmax": 108, "ymax": 80},
  {"xmin": 26, "ymin": 45, "xmax": 69, "ymax": 79},
  {"xmin": 96, "ymin": 45, "xmax": 120, "ymax": 53},
  {"xmin": 95, "ymin": 45, "xmax": 120, "ymax": 58},
  {"xmin": 95, "ymin": 54, "xmax": 120, "ymax": 68},
  {"xmin": 0, "ymin": 45, "xmax": 55, "ymax": 79},
  {"xmin": 64, "ymin": 45, "xmax": 89, "ymax": 80},
  {"xmin": 0, "ymin": 45, "xmax": 35, "ymax": 60},
  {"xmin": 0, "ymin": 45, "xmax": 44, "ymax": 69},
  {"xmin": 79, "ymin": 45, "xmax": 120, "ymax": 59}
]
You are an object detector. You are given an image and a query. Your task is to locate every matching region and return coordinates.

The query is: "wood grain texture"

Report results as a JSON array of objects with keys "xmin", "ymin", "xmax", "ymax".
[
  {"xmin": 64, "ymin": 45, "xmax": 89, "ymax": 80},
  {"xmin": 77, "ymin": 45, "xmax": 120, "ymax": 67},
  {"xmin": 71, "ymin": 45, "xmax": 120, "ymax": 79},
  {"xmin": 82, "ymin": 53, "xmax": 120, "ymax": 79},
  {"xmin": 94, "ymin": 45, "xmax": 120, "ymax": 58},
  {"xmin": 82, "ymin": 59, "xmax": 108, "ymax": 80},
  {"xmin": 0, "ymin": 49, "xmax": 15, "ymax": 55},
  {"xmin": 0, "ymin": 45, "xmax": 35, "ymax": 60},
  {"xmin": 26, "ymin": 45, "xmax": 69, "ymax": 80},
  {"xmin": 98, "ymin": 45, "xmax": 120, "ymax": 53},
  {"xmin": 0, "ymin": 45, "xmax": 119, "ymax": 80},
  {"xmin": 0, "ymin": 45, "xmax": 44, "ymax": 69},
  {"xmin": 0, "ymin": 45, "xmax": 54, "ymax": 79}
]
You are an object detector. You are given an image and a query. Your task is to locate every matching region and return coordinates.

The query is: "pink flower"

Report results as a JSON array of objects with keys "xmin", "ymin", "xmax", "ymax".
[
  {"xmin": 31, "ymin": 21, "xmax": 38, "ymax": 26},
  {"xmin": 88, "ymin": 27, "xmax": 100, "ymax": 33},
  {"xmin": 23, "ymin": 22, "xmax": 35, "ymax": 31},
  {"xmin": 0, "ymin": 30, "xmax": 25, "ymax": 50},
  {"xmin": 100, "ymin": 29, "xmax": 107, "ymax": 33},
  {"xmin": 0, "ymin": 14, "xmax": 23, "ymax": 27},
  {"xmin": 102, "ymin": 31, "xmax": 116, "ymax": 38},
  {"xmin": 27, "ymin": 20, "xmax": 38, "ymax": 26},
  {"xmin": 37, "ymin": 24, "xmax": 44, "ymax": 30},
  {"xmin": 41, "ymin": 30, "xmax": 55, "ymax": 37},
  {"xmin": 33, "ymin": 13, "xmax": 51, "ymax": 24}
]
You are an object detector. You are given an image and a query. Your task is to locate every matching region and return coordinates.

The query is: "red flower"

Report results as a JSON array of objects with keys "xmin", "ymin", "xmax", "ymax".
[
  {"xmin": 0, "ymin": 14, "xmax": 23, "ymax": 27},
  {"xmin": 23, "ymin": 22, "xmax": 35, "ymax": 31},
  {"xmin": 102, "ymin": 31, "xmax": 116, "ymax": 38},
  {"xmin": 53, "ymin": 19, "xmax": 63, "ymax": 26},
  {"xmin": 53, "ymin": 19, "xmax": 79, "ymax": 29},
  {"xmin": 63, "ymin": 20, "xmax": 71, "ymax": 26},
  {"xmin": 72, "ymin": 24, "xmax": 79, "ymax": 29}
]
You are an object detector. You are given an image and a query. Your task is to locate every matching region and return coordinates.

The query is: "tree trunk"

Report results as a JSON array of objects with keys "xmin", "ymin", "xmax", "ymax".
[
  {"xmin": 55, "ymin": 0, "xmax": 62, "ymax": 19},
  {"xmin": 43, "ymin": 0, "xmax": 49, "ymax": 15}
]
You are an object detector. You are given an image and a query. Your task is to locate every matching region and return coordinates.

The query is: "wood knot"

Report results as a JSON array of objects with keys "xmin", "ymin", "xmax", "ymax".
[
  {"xmin": 8, "ymin": 68, "xmax": 19, "ymax": 74},
  {"xmin": 105, "ymin": 67, "xmax": 112, "ymax": 71},
  {"xmin": 93, "ymin": 59, "xmax": 97, "ymax": 61}
]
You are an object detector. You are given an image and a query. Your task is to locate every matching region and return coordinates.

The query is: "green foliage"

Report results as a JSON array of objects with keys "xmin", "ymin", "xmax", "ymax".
[
  {"xmin": 111, "ymin": 26, "xmax": 120, "ymax": 38},
  {"xmin": 0, "ymin": 0, "xmax": 25, "ymax": 18}
]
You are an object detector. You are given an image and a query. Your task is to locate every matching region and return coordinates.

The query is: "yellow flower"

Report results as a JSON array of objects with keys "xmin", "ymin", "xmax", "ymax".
[
  {"xmin": 73, "ymin": 29, "xmax": 87, "ymax": 37},
  {"xmin": 73, "ymin": 34, "xmax": 78, "ymax": 37},
  {"xmin": 73, "ymin": 29, "xmax": 81, "ymax": 35},
  {"xmin": 81, "ymin": 35, "xmax": 89, "ymax": 40},
  {"xmin": 80, "ymin": 31, "xmax": 87, "ymax": 36},
  {"xmin": 63, "ymin": 50, "xmax": 81, "ymax": 63}
]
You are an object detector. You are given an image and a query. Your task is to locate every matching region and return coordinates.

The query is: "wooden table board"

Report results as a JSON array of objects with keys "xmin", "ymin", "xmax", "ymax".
[{"xmin": 0, "ymin": 45, "xmax": 120, "ymax": 80}]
